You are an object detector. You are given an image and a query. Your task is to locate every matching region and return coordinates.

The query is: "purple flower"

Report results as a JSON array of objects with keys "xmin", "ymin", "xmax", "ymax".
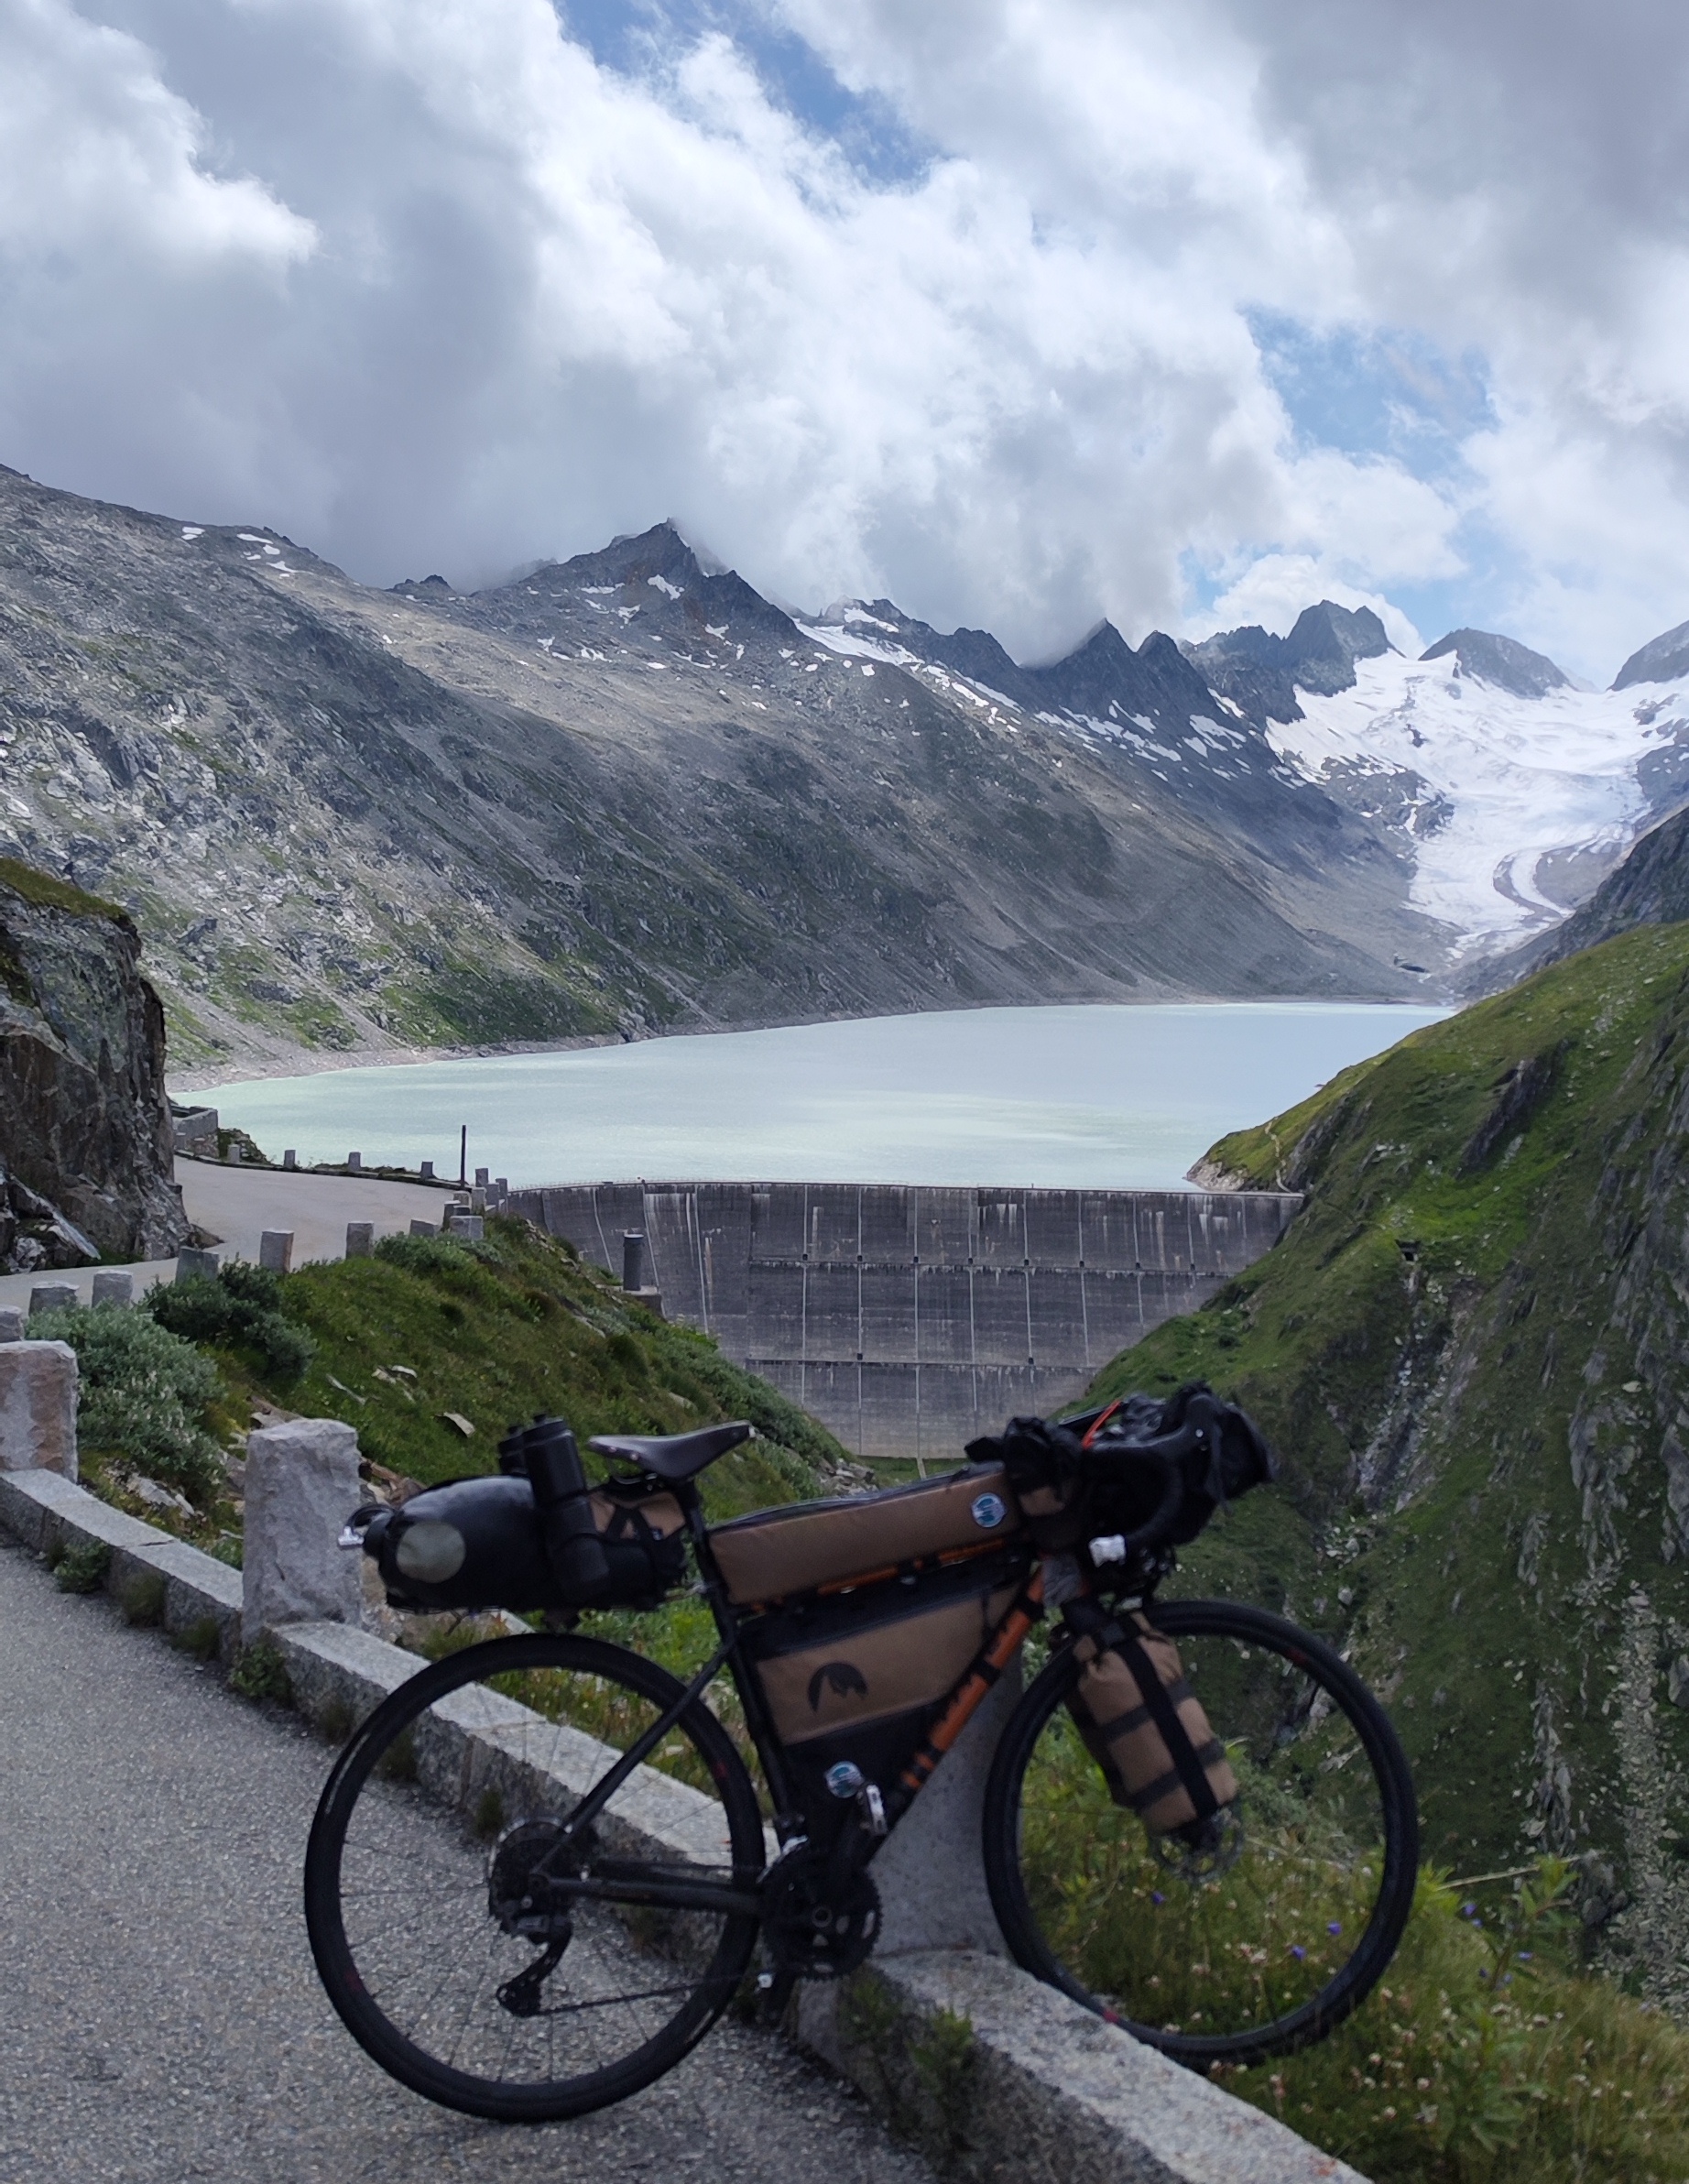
[
  {"xmin": 1519, "ymin": 1951, "xmax": 1532, "ymax": 1961},
  {"xmin": 1150, "ymin": 1891, "xmax": 1165, "ymax": 1906},
  {"xmin": 1462, "ymin": 1902, "xmax": 1478, "ymax": 1917},
  {"xmin": 1326, "ymin": 1922, "xmax": 1342, "ymax": 1936},
  {"xmin": 1291, "ymin": 1946, "xmax": 1307, "ymax": 1961}
]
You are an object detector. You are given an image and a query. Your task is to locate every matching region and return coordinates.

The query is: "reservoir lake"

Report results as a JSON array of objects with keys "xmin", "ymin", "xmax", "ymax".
[{"xmin": 209, "ymin": 1002, "xmax": 1450, "ymax": 1193}]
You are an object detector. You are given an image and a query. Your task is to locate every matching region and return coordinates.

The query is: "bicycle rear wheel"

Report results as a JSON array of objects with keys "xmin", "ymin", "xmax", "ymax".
[
  {"xmin": 983, "ymin": 1598, "xmax": 1418, "ymax": 2066},
  {"xmin": 304, "ymin": 1633, "xmax": 765, "ymax": 2120}
]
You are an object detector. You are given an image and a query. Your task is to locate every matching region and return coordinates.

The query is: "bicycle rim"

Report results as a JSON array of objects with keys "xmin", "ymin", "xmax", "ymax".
[
  {"xmin": 304, "ymin": 1633, "xmax": 765, "ymax": 2120},
  {"xmin": 984, "ymin": 1598, "xmax": 1419, "ymax": 2065}
]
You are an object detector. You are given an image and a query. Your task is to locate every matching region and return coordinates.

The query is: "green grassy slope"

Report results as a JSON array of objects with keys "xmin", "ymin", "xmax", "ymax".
[
  {"xmin": 236, "ymin": 1219, "xmax": 849, "ymax": 1519},
  {"xmin": 1087, "ymin": 923, "xmax": 1689, "ymax": 2004}
]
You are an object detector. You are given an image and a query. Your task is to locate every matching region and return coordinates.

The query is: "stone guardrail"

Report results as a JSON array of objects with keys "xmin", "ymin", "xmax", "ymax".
[{"xmin": 0, "ymin": 1376, "xmax": 1365, "ymax": 2183}]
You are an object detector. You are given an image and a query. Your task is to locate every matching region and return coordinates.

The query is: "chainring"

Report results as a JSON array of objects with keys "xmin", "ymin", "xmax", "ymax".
[{"xmin": 761, "ymin": 1853, "xmax": 882, "ymax": 1982}]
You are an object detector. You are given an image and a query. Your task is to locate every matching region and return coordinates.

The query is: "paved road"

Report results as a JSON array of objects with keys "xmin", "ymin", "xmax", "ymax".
[
  {"xmin": 0, "ymin": 1539, "xmax": 931, "ymax": 2184},
  {"xmin": 0, "ymin": 1162, "xmax": 455, "ymax": 1309}
]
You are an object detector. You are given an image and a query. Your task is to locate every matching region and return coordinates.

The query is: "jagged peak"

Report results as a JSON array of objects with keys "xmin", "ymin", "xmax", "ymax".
[{"xmin": 1421, "ymin": 628, "xmax": 1570, "ymax": 700}]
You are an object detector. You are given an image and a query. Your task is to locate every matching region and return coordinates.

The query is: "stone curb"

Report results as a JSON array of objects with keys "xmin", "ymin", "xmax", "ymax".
[
  {"xmin": 804, "ymin": 1951, "xmax": 1368, "ymax": 2184},
  {"xmin": 0, "ymin": 1469, "xmax": 1368, "ymax": 2184}
]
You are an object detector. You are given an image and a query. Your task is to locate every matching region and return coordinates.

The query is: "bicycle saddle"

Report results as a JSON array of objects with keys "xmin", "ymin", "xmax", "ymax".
[{"xmin": 588, "ymin": 1421, "xmax": 753, "ymax": 1481}]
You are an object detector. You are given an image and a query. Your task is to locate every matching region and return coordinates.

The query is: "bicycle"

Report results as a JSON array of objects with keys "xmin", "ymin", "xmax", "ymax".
[{"xmin": 307, "ymin": 1392, "xmax": 1418, "ymax": 2121}]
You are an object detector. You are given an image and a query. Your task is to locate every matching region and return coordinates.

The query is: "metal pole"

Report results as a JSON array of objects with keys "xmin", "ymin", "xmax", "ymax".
[{"xmin": 459, "ymin": 1124, "xmax": 467, "ymax": 1186}]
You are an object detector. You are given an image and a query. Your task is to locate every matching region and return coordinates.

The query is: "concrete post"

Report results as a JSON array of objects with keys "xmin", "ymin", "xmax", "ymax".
[
  {"xmin": 347, "ymin": 1152, "xmax": 362, "ymax": 1173},
  {"xmin": 345, "ymin": 1222, "xmax": 374, "ymax": 1259},
  {"xmin": 622, "ymin": 1231, "xmax": 646, "ymax": 1293},
  {"xmin": 91, "ymin": 1271, "xmax": 133, "ymax": 1307},
  {"xmin": 258, "ymin": 1230, "xmax": 294, "ymax": 1273},
  {"xmin": 474, "ymin": 1166, "xmax": 490, "ymax": 1188},
  {"xmin": 226, "ymin": 1142, "xmax": 244, "ymax": 1164},
  {"xmin": 469, "ymin": 1187, "xmax": 487, "ymax": 1213},
  {"xmin": 177, "ymin": 1248, "xmax": 220, "ymax": 1283},
  {"xmin": 420, "ymin": 1160, "xmax": 434, "ymax": 1181},
  {"xmin": 409, "ymin": 1218, "xmax": 438, "ymax": 1238},
  {"xmin": 242, "ymin": 1418, "xmax": 363, "ymax": 1642},
  {"xmin": 0, "ymin": 1340, "xmax": 79, "ymax": 1480},
  {"xmin": 28, "ymin": 1283, "xmax": 78, "ymax": 1318},
  {"xmin": 444, "ymin": 1213, "xmax": 485, "ymax": 1240},
  {"xmin": 0, "ymin": 1308, "xmax": 24, "ymax": 1344},
  {"xmin": 495, "ymin": 1177, "xmax": 508, "ymax": 1202},
  {"xmin": 283, "ymin": 1149, "xmax": 297, "ymax": 1170}
]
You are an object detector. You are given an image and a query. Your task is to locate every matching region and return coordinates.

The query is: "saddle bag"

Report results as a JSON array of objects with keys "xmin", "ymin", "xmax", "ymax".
[
  {"xmin": 707, "ymin": 1460, "xmax": 1019, "ymax": 1607},
  {"xmin": 1070, "ymin": 1611, "xmax": 1237, "ymax": 1833},
  {"xmin": 740, "ymin": 1548, "xmax": 1029, "ymax": 1828},
  {"xmin": 357, "ymin": 1471, "xmax": 688, "ymax": 1614}
]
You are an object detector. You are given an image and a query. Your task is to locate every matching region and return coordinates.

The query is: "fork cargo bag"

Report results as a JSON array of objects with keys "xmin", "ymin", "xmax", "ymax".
[
  {"xmin": 358, "ymin": 1472, "xmax": 688, "ymax": 1613},
  {"xmin": 706, "ymin": 1461, "xmax": 1019, "ymax": 1607},
  {"xmin": 1072, "ymin": 1613, "xmax": 1238, "ymax": 1833}
]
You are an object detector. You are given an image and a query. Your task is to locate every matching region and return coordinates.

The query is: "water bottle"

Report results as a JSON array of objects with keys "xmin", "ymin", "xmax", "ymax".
[{"xmin": 523, "ymin": 1415, "xmax": 613, "ymax": 1604}]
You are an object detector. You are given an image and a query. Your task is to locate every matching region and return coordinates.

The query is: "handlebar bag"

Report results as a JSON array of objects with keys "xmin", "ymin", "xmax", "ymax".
[
  {"xmin": 357, "ymin": 1472, "xmax": 687, "ymax": 1613},
  {"xmin": 1069, "ymin": 1611, "xmax": 1238, "ymax": 1833},
  {"xmin": 967, "ymin": 1383, "xmax": 1275, "ymax": 1554},
  {"xmin": 707, "ymin": 1460, "xmax": 1019, "ymax": 1608}
]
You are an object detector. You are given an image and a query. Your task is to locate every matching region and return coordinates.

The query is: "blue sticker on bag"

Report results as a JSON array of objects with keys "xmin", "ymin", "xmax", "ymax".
[{"xmin": 971, "ymin": 1492, "xmax": 1008, "ymax": 1530}]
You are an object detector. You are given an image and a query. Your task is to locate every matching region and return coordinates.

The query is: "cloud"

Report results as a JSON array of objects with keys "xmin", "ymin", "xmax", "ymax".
[{"xmin": 1, "ymin": 0, "xmax": 1685, "ymax": 678}]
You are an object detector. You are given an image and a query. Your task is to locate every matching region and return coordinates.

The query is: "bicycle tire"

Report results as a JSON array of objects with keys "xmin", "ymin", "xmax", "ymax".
[
  {"xmin": 304, "ymin": 1633, "xmax": 765, "ymax": 2120},
  {"xmin": 983, "ymin": 1598, "xmax": 1418, "ymax": 2066}
]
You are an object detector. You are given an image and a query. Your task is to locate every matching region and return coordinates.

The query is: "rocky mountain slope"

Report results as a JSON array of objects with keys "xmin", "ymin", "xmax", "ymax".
[
  {"xmin": 0, "ymin": 857, "xmax": 186, "ymax": 1266},
  {"xmin": 0, "ymin": 466, "xmax": 1443, "ymax": 1078},
  {"xmin": 1093, "ymin": 923, "xmax": 1689, "ymax": 2004},
  {"xmin": 1473, "ymin": 802, "xmax": 1689, "ymax": 994}
]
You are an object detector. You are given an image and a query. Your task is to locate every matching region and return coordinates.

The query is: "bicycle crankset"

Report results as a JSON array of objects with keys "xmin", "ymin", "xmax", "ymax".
[{"xmin": 761, "ymin": 1853, "xmax": 881, "ymax": 1981}]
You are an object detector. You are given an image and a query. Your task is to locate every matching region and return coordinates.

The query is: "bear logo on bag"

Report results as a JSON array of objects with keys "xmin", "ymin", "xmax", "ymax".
[{"xmin": 807, "ymin": 1660, "xmax": 869, "ymax": 1711}]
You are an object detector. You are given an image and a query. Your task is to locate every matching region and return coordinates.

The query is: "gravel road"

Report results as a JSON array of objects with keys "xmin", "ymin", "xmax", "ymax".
[{"xmin": 0, "ymin": 1537, "xmax": 932, "ymax": 2184}]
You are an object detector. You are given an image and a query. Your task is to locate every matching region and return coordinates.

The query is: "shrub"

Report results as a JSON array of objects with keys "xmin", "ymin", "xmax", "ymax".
[
  {"xmin": 118, "ymin": 1569, "xmax": 167, "ymax": 1626},
  {"xmin": 149, "ymin": 1263, "xmax": 314, "ymax": 1383},
  {"xmin": 52, "ymin": 1537, "xmax": 110, "ymax": 1593},
  {"xmin": 230, "ymin": 1637, "xmax": 291, "ymax": 1705},
  {"xmin": 30, "ymin": 1305, "xmax": 225, "ymax": 1503},
  {"xmin": 374, "ymin": 1232, "xmax": 476, "ymax": 1277}
]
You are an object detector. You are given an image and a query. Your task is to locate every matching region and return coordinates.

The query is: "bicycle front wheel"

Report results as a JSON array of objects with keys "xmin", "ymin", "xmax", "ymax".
[
  {"xmin": 304, "ymin": 1633, "xmax": 765, "ymax": 2120},
  {"xmin": 983, "ymin": 1598, "xmax": 1418, "ymax": 2067}
]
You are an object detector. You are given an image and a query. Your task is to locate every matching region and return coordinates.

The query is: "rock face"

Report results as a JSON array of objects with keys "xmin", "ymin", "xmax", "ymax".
[
  {"xmin": 0, "ymin": 858, "xmax": 186, "ymax": 1266},
  {"xmin": 1419, "ymin": 627, "xmax": 1572, "ymax": 700}
]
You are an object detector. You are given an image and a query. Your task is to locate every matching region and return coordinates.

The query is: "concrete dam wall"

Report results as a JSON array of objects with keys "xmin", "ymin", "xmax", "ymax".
[{"xmin": 510, "ymin": 1182, "xmax": 1302, "ymax": 1466}]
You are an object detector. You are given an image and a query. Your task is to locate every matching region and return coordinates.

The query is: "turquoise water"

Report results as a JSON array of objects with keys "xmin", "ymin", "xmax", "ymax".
[{"xmin": 209, "ymin": 1002, "xmax": 1449, "ymax": 1192}]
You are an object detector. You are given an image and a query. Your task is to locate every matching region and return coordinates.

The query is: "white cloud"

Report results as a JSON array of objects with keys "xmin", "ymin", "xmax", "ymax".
[{"xmin": 1, "ymin": 0, "xmax": 1685, "ymax": 679}]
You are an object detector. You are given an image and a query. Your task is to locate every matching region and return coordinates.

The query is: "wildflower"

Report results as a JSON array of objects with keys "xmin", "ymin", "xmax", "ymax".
[
  {"xmin": 1326, "ymin": 1921, "xmax": 1342, "ymax": 1936},
  {"xmin": 1291, "ymin": 1946, "xmax": 1307, "ymax": 1960},
  {"xmin": 1151, "ymin": 1891, "xmax": 1165, "ymax": 1906}
]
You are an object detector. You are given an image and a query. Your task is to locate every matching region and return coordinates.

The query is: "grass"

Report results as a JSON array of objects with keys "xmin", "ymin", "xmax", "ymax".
[
  {"xmin": 244, "ymin": 1217, "xmax": 847, "ymax": 1518},
  {"xmin": 1080, "ymin": 923, "xmax": 1689, "ymax": 1883}
]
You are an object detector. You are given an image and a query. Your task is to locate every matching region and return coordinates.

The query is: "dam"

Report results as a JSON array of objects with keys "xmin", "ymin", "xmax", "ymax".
[{"xmin": 510, "ymin": 1181, "xmax": 1302, "ymax": 1465}]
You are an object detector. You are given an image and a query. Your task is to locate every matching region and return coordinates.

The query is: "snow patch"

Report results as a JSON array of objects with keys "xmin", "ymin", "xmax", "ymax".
[
  {"xmin": 180, "ymin": 526, "xmax": 203, "ymax": 541},
  {"xmin": 647, "ymin": 574, "xmax": 682, "ymax": 599}
]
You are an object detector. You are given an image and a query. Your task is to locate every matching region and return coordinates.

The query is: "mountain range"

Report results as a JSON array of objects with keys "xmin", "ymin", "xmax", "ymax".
[{"xmin": 3, "ymin": 460, "xmax": 1688, "ymax": 1076}]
